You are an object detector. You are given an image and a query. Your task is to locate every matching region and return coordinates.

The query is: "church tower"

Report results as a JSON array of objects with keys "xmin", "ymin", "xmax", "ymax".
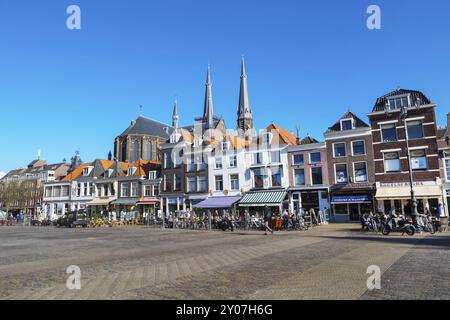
[{"xmin": 237, "ymin": 57, "xmax": 254, "ymax": 137}]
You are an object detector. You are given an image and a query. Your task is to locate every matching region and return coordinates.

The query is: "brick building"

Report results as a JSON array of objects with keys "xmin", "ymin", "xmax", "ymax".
[
  {"xmin": 368, "ymin": 89, "xmax": 443, "ymax": 216},
  {"xmin": 114, "ymin": 116, "xmax": 173, "ymax": 163},
  {"xmin": 325, "ymin": 112, "xmax": 375, "ymax": 222}
]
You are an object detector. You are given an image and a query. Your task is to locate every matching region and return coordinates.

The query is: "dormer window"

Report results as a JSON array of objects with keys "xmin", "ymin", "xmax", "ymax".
[
  {"xmin": 148, "ymin": 171, "xmax": 157, "ymax": 180},
  {"xmin": 340, "ymin": 119, "xmax": 354, "ymax": 131},
  {"xmin": 83, "ymin": 166, "xmax": 93, "ymax": 176},
  {"xmin": 387, "ymin": 95, "xmax": 410, "ymax": 111},
  {"xmin": 128, "ymin": 167, "xmax": 137, "ymax": 176},
  {"xmin": 104, "ymin": 169, "xmax": 113, "ymax": 178}
]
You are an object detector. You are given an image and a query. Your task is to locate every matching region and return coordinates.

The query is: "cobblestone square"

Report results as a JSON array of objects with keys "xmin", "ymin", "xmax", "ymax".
[{"xmin": 0, "ymin": 225, "xmax": 448, "ymax": 300}]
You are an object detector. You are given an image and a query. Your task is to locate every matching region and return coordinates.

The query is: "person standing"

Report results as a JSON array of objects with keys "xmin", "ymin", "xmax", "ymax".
[{"xmin": 263, "ymin": 205, "xmax": 274, "ymax": 235}]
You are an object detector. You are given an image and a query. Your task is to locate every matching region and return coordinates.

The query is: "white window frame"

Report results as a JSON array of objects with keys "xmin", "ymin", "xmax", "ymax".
[
  {"xmin": 293, "ymin": 168, "xmax": 306, "ymax": 187},
  {"xmin": 444, "ymin": 158, "xmax": 450, "ymax": 182},
  {"xmin": 380, "ymin": 123, "xmax": 398, "ymax": 143},
  {"xmin": 406, "ymin": 119, "xmax": 425, "ymax": 140},
  {"xmin": 309, "ymin": 152, "xmax": 322, "ymax": 164},
  {"xmin": 387, "ymin": 94, "xmax": 410, "ymax": 111},
  {"xmin": 292, "ymin": 153, "xmax": 304, "ymax": 165},
  {"xmin": 230, "ymin": 174, "xmax": 239, "ymax": 191},
  {"xmin": 214, "ymin": 175, "xmax": 223, "ymax": 191},
  {"xmin": 340, "ymin": 118, "xmax": 354, "ymax": 131},
  {"xmin": 334, "ymin": 163, "xmax": 348, "ymax": 184},
  {"xmin": 383, "ymin": 151, "xmax": 401, "ymax": 173},
  {"xmin": 353, "ymin": 161, "xmax": 368, "ymax": 183},
  {"xmin": 332, "ymin": 142, "xmax": 347, "ymax": 158},
  {"xmin": 215, "ymin": 157, "xmax": 223, "ymax": 170},
  {"xmin": 310, "ymin": 166, "xmax": 323, "ymax": 185},
  {"xmin": 351, "ymin": 140, "xmax": 366, "ymax": 156},
  {"xmin": 229, "ymin": 154, "xmax": 238, "ymax": 168}
]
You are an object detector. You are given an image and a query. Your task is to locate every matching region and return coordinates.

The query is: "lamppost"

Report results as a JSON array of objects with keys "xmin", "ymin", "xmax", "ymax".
[{"xmin": 400, "ymin": 102, "xmax": 419, "ymax": 224}]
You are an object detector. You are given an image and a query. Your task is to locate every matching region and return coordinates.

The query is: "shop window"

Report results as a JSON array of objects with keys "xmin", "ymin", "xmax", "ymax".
[{"xmin": 334, "ymin": 204, "xmax": 348, "ymax": 215}]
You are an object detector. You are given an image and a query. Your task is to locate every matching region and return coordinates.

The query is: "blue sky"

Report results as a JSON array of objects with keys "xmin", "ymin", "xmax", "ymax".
[{"xmin": 1, "ymin": 0, "xmax": 449, "ymax": 172}]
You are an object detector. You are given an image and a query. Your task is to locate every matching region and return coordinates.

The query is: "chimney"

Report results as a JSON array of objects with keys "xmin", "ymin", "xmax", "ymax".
[
  {"xmin": 447, "ymin": 112, "xmax": 450, "ymax": 130},
  {"xmin": 295, "ymin": 126, "xmax": 301, "ymax": 145}
]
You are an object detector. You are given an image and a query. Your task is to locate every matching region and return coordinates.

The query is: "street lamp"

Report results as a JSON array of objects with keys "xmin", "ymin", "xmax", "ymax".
[
  {"xmin": 385, "ymin": 97, "xmax": 421, "ymax": 224},
  {"xmin": 401, "ymin": 100, "xmax": 420, "ymax": 224}
]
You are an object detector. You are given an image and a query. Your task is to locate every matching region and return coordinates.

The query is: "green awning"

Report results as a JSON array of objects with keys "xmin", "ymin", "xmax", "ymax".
[
  {"xmin": 238, "ymin": 190, "xmax": 287, "ymax": 207},
  {"xmin": 110, "ymin": 199, "xmax": 138, "ymax": 205}
]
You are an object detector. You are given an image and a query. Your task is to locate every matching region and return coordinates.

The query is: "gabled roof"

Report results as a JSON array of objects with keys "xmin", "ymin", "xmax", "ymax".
[
  {"xmin": 437, "ymin": 127, "xmax": 448, "ymax": 140},
  {"xmin": 63, "ymin": 162, "xmax": 92, "ymax": 181},
  {"xmin": 119, "ymin": 116, "xmax": 174, "ymax": 139},
  {"xmin": 327, "ymin": 111, "xmax": 370, "ymax": 132},
  {"xmin": 300, "ymin": 135, "xmax": 319, "ymax": 145},
  {"xmin": 265, "ymin": 123, "xmax": 299, "ymax": 146},
  {"xmin": 372, "ymin": 89, "xmax": 431, "ymax": 112}
]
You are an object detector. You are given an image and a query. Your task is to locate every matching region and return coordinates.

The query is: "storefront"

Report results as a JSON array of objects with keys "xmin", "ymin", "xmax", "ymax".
[
  {"xmin": 238, "ymin": 190, "xmax": 288, "ymax": 216},
  {"xmin": 86, "ymin": 198, "xmax": 114, "ymax": 215},
  {"xmin": 375, "ymin": 182, "xmax": 443, "ymax": 216},
  {"xmin": 331, "ymin": 194, "xmax": 373, "ymax": 222},
  {"xmin": 193, "ymin": 196, "xmax": 242, "ymax": 216},
  {"xmin": 110, "ymin": 199, "xmax": 139, "ymax": 219},
  {"xmin": 137, "ymin": 198, "xmax": 160, "ymax": 218},
  {"xmin": 288, "ymin": 188, "xmax": 330, "ymax": 214}
]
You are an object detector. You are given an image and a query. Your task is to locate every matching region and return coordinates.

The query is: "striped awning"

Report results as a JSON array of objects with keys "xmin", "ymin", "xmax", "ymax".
[{"xmin": 238, "ymin": 190, "xmax": 287, "ymax": 207}]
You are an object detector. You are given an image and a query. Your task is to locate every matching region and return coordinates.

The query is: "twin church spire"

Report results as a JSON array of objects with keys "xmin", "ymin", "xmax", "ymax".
[{"xmin": 172, "ymin": 58, "xmax": 254, "ymax": 135}]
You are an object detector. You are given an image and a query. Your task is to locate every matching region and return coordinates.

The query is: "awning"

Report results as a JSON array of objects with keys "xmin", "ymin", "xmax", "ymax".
[
  {"xmin": 376, "ymin": 186, "xmax": 442, "ymax": 199},
  {"xmin": 110, "ymin": 199, "xmax": 138, "ymax": 205},
  {"xmin": 137, "ymin": 199, "xmax": 160, "ymax": 205},
  {"xmin": 86, "ymin": 198, "xmax": 114, "ymax": 206},
  {"xmin": 331, "ymin": 195, "xmax": 372, "ymax": 204},
  {"xmin": 238, "ymin": 190, "xmax": 287, "ymax": 207},
  {"xmin": 193, "ymin": 196, "xmax": 241, "ymax": 209}
]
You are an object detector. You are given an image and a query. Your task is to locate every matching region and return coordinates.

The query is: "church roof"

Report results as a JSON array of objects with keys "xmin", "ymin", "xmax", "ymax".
[{"xmin": 119, "ymin": 116, "xmax": 174, "ymax": 139}]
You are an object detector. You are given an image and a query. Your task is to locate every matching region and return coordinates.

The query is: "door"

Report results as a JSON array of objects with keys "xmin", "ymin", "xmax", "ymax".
[{"xmin": 349, "ymin": 203, "xmax": 360, "ymax": 221}]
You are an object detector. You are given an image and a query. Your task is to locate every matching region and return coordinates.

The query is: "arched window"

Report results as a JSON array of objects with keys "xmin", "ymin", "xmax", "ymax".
[
  {"xmin": 134, "ymin": 141, "xmax": 139, "ymax": 162},
  {"xmin": 147, "ymin": 142, "xmax": 152, "ymax": 160}
]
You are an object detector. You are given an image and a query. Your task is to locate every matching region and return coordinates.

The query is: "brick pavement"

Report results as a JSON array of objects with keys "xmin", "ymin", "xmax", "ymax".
[{"xmin": 0, "ymin": 225, "xmax": 448, "ymax": 300}]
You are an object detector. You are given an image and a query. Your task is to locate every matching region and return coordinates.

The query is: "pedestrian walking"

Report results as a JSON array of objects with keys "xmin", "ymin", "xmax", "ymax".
[{"xmin": 263, "ymin": 205, "xmax": 274, "ymax": 235}]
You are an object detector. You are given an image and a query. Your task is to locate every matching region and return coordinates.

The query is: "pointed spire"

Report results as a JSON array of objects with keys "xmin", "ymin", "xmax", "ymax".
[
  {"xmin": 237, "ymin": 56, "xmax": 252, "ymax": 116},
  {"xmin": 172, "ymin": 99, "xmax": 179, "ymax": 129},
  {"xmin": 203, "ymin": 64, "xmax": 214, "ymax": 129}
]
